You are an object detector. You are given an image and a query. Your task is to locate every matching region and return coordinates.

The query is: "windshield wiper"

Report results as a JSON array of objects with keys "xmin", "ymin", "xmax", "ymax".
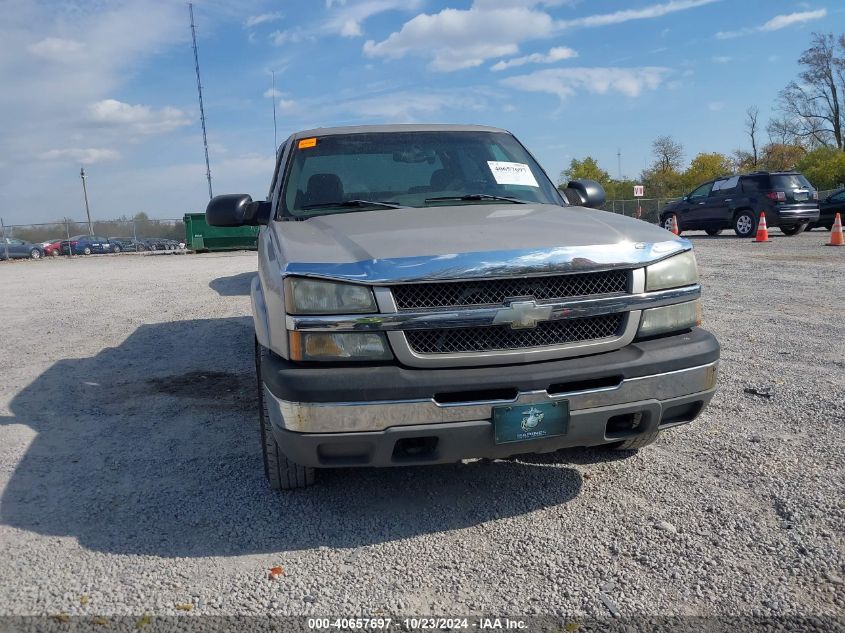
[
  {"xmin": 301, "ymin": 199, "xmax": 405, "ymax": 210},
  {"xmin": 424, "ymin": 194, "xmax": 529, "ymax": 204}
]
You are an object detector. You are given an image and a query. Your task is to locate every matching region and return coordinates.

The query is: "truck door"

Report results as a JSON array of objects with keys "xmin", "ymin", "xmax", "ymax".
[
  {"xmin": 702, "ymin": 176, "xmax": 739, "ymax": 228},
  {"xmin": 683, "ymin": 181, "xmax": 714, "ymax": 228}
]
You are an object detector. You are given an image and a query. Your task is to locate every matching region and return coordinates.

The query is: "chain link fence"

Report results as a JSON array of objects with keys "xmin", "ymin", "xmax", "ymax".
[{"xmin": 1, "ymin": 218, "xmax": 186, "ymax": 259}]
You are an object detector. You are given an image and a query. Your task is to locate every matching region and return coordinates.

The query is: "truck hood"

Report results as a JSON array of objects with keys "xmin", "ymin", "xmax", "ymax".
[{"xmin": 275, "ymin": 203, "xmax": 691, "ymax": 284}]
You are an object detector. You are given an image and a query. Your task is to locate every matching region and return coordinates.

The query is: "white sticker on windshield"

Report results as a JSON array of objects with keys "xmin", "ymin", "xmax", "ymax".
[{"xmin": 487, "ymin": 161, "xmax": 539, "ymax": 187}]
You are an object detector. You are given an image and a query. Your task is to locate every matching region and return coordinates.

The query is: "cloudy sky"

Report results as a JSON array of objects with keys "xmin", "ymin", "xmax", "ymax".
[{"xmin": 0, "ymin": 0, "xmax": 837, "ymax": 224}]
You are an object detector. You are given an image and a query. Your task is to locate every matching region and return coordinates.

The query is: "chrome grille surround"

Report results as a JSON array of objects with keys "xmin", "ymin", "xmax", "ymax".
[{"xmin": 391, "ymin": 270, "xmax": 629, "ymax": 311}]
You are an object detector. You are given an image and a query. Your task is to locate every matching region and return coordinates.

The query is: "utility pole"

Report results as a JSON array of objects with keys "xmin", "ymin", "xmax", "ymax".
[
  {"xmin": 189, "ymin": 2, "xmax": 213, "ymax": 200},
  {"xmin": 272, "ymin": 70, "xmax": 278, "ymax": 152},
  {"xmin": 617, "ymin": 148, "xmax": 622, "ymax": 180},
  {"xmin": 80, "ymin": 166, "xmax": 93, "ymax": 235}
]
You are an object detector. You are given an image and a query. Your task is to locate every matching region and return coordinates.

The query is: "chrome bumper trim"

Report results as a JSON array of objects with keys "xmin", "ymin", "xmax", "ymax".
[
  {"xmin": 286, "ymin": 284, "xmax": 701, "ymax": 332},
  {"xmin": 264, "ymin": 361, "xmax": 719, "ymax": 433}
]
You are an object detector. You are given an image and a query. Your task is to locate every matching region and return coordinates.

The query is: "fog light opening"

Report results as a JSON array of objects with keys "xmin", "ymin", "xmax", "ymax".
[
  {"xmin": 606, "ymin": 412, "xmax": 644, "ymax": 437},
  {"xmin": 392, "ymin": 437, "xmax": 439, "ymax": 461}
]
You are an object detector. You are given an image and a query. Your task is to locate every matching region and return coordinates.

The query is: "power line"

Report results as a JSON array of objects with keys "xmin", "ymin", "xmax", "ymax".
[{"xmin": 188, "ymin": 2, "xmax": 213, "ymax": 200}]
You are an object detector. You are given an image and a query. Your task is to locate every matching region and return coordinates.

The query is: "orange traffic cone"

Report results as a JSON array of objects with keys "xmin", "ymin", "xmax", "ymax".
[
  {"xmin": 754, "ymin": 212, "xmax": 770, "ymax": 242},
  {"xmin": 670, "ymin": 215, "xmax": 680, "ymax": 236},
  {"xmin": 828, "ymin": 212, "xmax": 844, "ymax": 246}
]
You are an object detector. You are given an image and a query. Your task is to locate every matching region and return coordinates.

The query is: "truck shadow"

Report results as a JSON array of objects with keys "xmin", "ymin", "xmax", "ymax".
[
  {"xmin": 0, "ymin": 317, "xmax": 582, "ymax": 557},
  {"xmin": 209, "ymin": 272, "xmax": 255, "ymax": 296}
]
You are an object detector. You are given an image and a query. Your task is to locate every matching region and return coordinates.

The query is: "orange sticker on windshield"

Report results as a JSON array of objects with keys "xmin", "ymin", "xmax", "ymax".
[{"xmin": 298, "ymin": 137, "xmax": 317, "ymax": 149}]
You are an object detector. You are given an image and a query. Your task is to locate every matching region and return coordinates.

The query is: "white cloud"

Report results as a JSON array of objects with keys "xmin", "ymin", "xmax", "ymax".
[
  {"xmin": 712, "ymin": 56, "xmax": 731, "ymax": 63},
  {"xmin": 88, "ymin": 99, "xmax": 192, "ymax": 135},
  {"xmin": 264, "ymin": 88, "xmax": 282, "ymax": 98},
  {"xmin": 716, "ymin": 8, "xmax": 826, "ymax": 39},
  {"xmin": 556, "ymin": 0, "xmax": 719, "ymax": 29},
  {"xmin": 245, "ymin": 12, "xmax": 283, "ymax": 28},
  {"xmin": 364, "ymin": 7, "xmax": 556, "ymax": 71},
  {"xmin": 365, "ymin": 0, "xmax": 718, "ymax": 72},
  {"xmin": 708, "ymin": 101, "xmax": 725, "ymax": 111},
  {"xmin": 38, "ymin": 148, "xmax": 121, "ymax": 164},
  {"xmin": 270, "ymin": 29, "xmax": 305, "ymax": 45},
  {"xmin": 760, "ymin": 9, "xmax": 826, "ymax": 31},
  {"xmin": 27, "ymin": 37, "xmax": 86, "ymax": 61},
  {"xmin": 324, "ymin": 0, "xmax": 423, "ymax": 38},
  {"xmin": 501, "ymin": 66, "xmax": 670, "ymax": 101},
  {"xmin": 491, "ymin": 46, "xmax": 578, "ymax": 72}
]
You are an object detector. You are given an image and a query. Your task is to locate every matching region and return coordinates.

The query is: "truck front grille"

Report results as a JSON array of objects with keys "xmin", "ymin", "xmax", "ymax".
[
  {"xmin": 405, "ymin": 313, "xmax": 625, "ymax": 355},
  {"xmin": 391, "ymin": 270, "xmax": 629, "ymax": 311}
]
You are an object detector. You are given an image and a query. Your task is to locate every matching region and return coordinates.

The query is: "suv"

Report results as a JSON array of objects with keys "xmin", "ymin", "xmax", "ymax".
[
  {"xmin": 207, "ymin": 124, "xmax": 720, "ymax": 490},
  {"xmin": 660, "ymin": 172, "xmax": 819, "ymax": 237},
  {"xmin": 807, "ymin": 187, "xmax": 845, "ymax": 231}
]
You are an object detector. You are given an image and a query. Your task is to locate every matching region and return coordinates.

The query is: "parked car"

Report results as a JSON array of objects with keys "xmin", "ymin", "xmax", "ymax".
[
  {"xmin": 60, "ymin": 235, "xmax": 113, "ymax": 255},
  {"xmin": 142, "ymin": 237, "xmax": 168, "ymax": 251},
  {"xmin": 108, "ymin": 237, "xmax": 147, "ymax": 252},
  {"xmin": 660, "ymin": 171, "xmax": 820, "ymax": 237},
  {"xmin": 206, "ymin": 123, "xmax": 720, "ymax": 489},
  {"xmin": 0, "ymin": 237, "xmax": 45, "ymax": 260},
  {"xmin": 42, "ymin": 240, "xmax": 62, "ymax": 257},
  {"xmin": 806, "ymin": 187, "xmax": 845, "ymax": 231}
]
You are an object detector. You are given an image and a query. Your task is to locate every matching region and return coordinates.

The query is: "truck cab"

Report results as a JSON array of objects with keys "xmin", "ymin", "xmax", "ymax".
[{"xmin": 207, "ymin": 124, "xmax": 720, "ymax": 490}]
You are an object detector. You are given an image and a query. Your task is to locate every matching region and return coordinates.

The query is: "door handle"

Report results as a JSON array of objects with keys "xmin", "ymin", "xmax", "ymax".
[
  {"xmin": 698, "ymin": 202, "xmax": 705, "ymax": 205},
  {"xmin": 725, "ymin": 199, "xmax": 732, "ymax": 202}
]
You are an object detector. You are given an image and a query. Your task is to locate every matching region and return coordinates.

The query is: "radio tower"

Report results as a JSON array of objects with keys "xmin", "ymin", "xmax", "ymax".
[{"xmin": 189, "ymin": 2, "xmax": 213, "ymax": 200}]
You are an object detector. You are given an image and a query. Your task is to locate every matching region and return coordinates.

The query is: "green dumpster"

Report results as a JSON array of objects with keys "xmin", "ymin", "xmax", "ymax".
[{"xmin": 184, "ymin": 213, "xmax": 260, "ymax": 252}]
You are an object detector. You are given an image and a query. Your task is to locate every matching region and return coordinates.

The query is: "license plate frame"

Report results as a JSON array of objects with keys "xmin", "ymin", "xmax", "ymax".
[{"xmin": 493, "ymin": 401, "xmax": 570, "ymax": 445}]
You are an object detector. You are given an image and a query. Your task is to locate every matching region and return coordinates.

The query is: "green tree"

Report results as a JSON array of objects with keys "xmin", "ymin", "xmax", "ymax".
[
  {"xmin": 796, "ymin": 147, "xmax": 845, "ymax": 189},
  {"xmin": 682, "ymin": 152, "xmax": 733, "ymax": 190},
  {"xmin": 760, "ymin": 143, "xmax": 806, "ymax": 171},
  {"xmin": 558, "ymin": 156, "xmax": 611, "ymax": 185}
]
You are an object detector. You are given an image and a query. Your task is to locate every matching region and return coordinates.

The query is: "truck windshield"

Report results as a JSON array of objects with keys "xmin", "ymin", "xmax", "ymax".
[{"xmin": 282, "ymin": 131, "xmax": 563, "ymax": 217}]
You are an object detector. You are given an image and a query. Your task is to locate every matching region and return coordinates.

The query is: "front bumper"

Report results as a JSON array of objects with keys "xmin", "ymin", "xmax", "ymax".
[{"xmin": 262, "ymin": 328, "xmax": 720, "ymax": 468}]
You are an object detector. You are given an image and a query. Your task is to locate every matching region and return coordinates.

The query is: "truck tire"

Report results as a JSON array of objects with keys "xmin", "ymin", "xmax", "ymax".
[
  {"xmin": 256, "ymin": 342, "xmax": 315, "ymax": 490},
  {"xmin": 780, "ymin": 224, "xmax": 805, "ymax": 236},
  {"xmin": 610, "ymin": 430, "xmax": 660, "ymax": 451}
]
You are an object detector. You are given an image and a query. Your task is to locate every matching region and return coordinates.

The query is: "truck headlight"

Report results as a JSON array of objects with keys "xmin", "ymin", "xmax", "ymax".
[
  {"xmin": 286, "ymin": 277, "xmax": 377, "ymax": 314},
  {"xmin": 638, "ymin": 300, "xmax": 701, "ymax": 337},
  {"xmin": 645, "ymin": 250, "xmax": 698, "ymax": 291},
  {"xmin": 289, "ymin": 332, "xmax": 393, "ymax": 362}
]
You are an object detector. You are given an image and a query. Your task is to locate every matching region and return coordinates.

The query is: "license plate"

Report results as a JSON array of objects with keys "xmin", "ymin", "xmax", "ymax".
[
  {"xmin": 794, "ymin": 191, "xmax": 809, "ymax": 201},
  {"xmin": 493, "ymin": 401, "xmax": 569, "ymax": 445}
]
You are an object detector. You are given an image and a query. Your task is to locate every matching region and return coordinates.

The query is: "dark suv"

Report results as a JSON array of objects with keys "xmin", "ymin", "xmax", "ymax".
[{"xmin": 659, "ymin": 172, "xmax": 819, "ymax": 237}]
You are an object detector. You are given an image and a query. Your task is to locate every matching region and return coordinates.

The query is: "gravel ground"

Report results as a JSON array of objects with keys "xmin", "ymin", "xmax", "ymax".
[{"xmin": 0, "ymin": 233, "xmax": 842, "ymax": 621}]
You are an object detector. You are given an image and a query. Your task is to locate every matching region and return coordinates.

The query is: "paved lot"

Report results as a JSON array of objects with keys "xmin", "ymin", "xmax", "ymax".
[{"xmin": 0, "ymin": 233, "xmax": 842, "ymax": 619}]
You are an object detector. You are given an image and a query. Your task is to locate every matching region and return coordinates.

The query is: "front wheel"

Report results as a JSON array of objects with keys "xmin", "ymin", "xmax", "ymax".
[
  {"xmin": 256, "ymin": 342, "xmax": 315, "ymax": 490},
  {"xmin": 662, "ymin": 214, "xmax": 680, "ymax": 235},
  {"xmin": 733, "ymin": 211, "xmax": 756, "ymax": 237},
  {"xmin": 780, "ymin": 224, "xmax": 806, "ymax": 236},
  {"xmin": 82, "ymin": 246, "xmax": 92, "ymax": 255},
  {"xmin": 705, "ymin": 228, "xmax": 722, "ymax": 236},
  {"xmin": 30, "ymin": 248, "xmax": 42, "ymax": 259},
  {"xmin": 112, "ymin": 245, "xmax": 121, "ymax": 254}
]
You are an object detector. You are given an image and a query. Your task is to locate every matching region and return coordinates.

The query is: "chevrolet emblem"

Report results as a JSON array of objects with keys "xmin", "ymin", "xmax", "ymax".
[{"xmin": 493, "ymin": 300, "xmax": 553, "ymax": 329}]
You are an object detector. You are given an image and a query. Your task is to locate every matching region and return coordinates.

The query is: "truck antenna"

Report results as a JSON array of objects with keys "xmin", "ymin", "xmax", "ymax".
[{"xmin": 189, "ymin": 2, "xmax": 213, "ymax": 200}]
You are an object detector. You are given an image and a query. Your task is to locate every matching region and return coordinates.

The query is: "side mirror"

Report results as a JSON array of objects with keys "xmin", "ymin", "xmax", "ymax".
[
  {"xmin": 682, "ymin": 196, "xmax": 689, "ymax": 202},
  {"xmin": 564, "ymin": 179, "xmax": 606, "ymax": 209},
  {"xmin": 206, "ymin": 194, "xmax": 272, "ymax": 227}
]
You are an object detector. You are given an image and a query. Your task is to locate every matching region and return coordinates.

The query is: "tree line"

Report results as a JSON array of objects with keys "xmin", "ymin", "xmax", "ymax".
[{"xmin": 560, "ymin": 32, "xmax": 845, "ymax": 200}]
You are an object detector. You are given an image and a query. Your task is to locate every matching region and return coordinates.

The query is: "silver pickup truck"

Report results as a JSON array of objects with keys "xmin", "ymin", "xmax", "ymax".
[{"xmin": 207, "ymin": 124, "xmax": 719, "ymax": 490}]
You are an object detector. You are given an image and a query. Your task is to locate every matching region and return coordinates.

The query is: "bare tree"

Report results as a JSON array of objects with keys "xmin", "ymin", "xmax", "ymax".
[
  {"xmin": 772, "ymin": 33, "xmax": 844, "ymax": 150},
  {"xmin": 651, "ymin": 135, "xmax": 684, "ymax": 173},
  {"xmin": 745, "ymin": 106, "xmax": 759, "ymax": 167}
]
